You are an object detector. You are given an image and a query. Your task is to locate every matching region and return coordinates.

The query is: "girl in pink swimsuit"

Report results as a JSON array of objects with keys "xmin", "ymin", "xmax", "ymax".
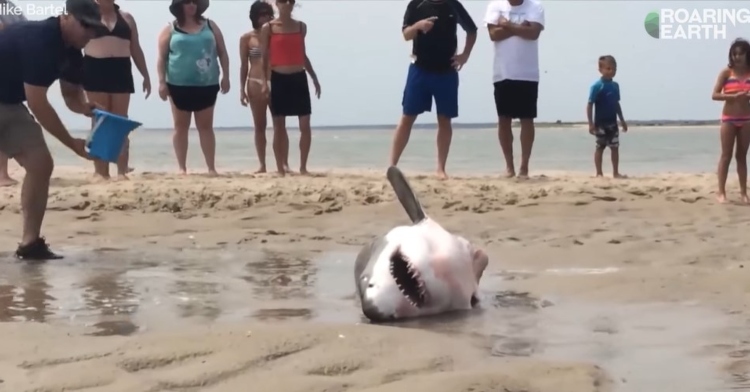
[{"xmin": 711, "ymin": 38, "xmax": 750, "ymax": 204}]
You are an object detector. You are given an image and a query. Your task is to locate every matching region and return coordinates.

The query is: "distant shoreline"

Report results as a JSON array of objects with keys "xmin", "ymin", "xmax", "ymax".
[{"xmin": 113, "ymin": 120, "xmax": 720, "ymax": 133}]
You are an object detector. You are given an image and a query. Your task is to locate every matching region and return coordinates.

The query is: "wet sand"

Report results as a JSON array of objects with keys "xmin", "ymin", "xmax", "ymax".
[{"xmin": 1, "ymin": 169, "xmax": 750, "ymax": 391}]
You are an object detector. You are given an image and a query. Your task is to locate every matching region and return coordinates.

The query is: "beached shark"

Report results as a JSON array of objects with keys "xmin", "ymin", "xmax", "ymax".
[{"xmin": 354, "ymin": 166, "xmax": 489, "ymax": 322}]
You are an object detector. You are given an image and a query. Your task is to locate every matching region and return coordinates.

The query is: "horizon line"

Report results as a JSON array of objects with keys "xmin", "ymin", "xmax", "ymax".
[{"xmin": 96, "ymin": 119, "xmax": 718, "ymax": 132}]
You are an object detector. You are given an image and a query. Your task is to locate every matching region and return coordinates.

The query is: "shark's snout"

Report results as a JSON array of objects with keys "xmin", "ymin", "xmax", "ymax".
[
  {"xmin": 389, "ymin": 247, "xmax": 427, "ymax": 308},
  {"xmin": 359, "ymin": 297, "xmax": 393, "ymax": 322}
]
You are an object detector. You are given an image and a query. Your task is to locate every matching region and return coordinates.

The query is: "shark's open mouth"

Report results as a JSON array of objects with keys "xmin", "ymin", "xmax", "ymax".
[{"xmin": 389, "ymin": 248, "xmax": 427, "ymax": 308}]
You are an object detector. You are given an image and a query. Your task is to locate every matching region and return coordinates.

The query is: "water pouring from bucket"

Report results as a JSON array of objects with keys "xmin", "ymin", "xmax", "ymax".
[{"xmin": 86, "ymin": 109, "xmax": 142, "ymax": 163}]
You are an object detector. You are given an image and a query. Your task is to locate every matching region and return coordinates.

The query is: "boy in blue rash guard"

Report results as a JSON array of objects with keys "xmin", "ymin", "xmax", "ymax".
[{"xmin": 587, "ymin": 55, "xmax": 628, "ymax": 178}]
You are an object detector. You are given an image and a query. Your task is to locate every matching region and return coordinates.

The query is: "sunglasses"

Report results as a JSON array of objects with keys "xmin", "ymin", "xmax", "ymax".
[{"xmin": 277, "ymin": 0, "xmax": 295, "ymax": 4}]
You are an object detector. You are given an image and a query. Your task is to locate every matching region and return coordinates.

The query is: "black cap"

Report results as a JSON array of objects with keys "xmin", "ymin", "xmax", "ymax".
[
  {"xmin": 169, "ymin": 0, "xmax": 209, "ymax": 18},
  {"xmin": 65, "ymin": 0, "xmax": 109, "ymax": 36}
]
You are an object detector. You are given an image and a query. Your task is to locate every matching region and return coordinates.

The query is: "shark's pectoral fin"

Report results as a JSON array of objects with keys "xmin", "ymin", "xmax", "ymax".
[{"xmin": 472, "ymin": 248, "xmax": 489, "ymax": 283}]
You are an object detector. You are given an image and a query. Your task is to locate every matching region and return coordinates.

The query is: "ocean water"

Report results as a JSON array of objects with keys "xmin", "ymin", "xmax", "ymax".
[{"xmin": 57, "ymin": 126, "xmax": 722, "ymax": 175}]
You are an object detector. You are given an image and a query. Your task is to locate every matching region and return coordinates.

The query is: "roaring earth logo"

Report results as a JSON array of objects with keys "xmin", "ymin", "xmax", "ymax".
[
  {"xmin": 645, "ymin": 8, "xmax": 750, "ymax": 40},
  {"xmin": 644, "ymin": 11, "xmax": 659, "ymax": 38}
]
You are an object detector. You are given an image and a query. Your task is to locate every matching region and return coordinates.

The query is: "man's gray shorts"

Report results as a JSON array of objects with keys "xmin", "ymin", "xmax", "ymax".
[{"xmin": 0, "ymin": 103, "xmax": 46, "ymax": 158}]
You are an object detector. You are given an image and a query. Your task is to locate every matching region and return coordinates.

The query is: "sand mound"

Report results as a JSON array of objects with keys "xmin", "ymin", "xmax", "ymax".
[{"xmin": 0, "ymin": 171, "xmax": 717, "ymax": 215}]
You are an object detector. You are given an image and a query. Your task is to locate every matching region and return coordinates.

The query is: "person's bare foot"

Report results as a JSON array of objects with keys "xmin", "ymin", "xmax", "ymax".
[
  {"xmin": 274, "ymin": 170, "xmax": 286, "ymax": 177},
  {"xmin": 116, "ymin": 174, "xmax": 129, "ymax": 181},
  {"xmin": 741, "ymin": 193, "xmax": 750, "ymax": 204},
  {"xmin": 613, "ymin": 173, "xmax": 627, "ymax": 179},
  {"xmin": 717, "ymin": 193, "xmax": 729, "ymax": 204},
  {"xmin": 504, "ymin": 169, "xmax": 515, "ymax": 178},
  {"xmin": 300, "ymin": 167, "xmax": 310, "ymax": 175},
  {"xmin": 255, "ymin": 166, "xmax": 267, "ymax": 174},
  {"xmin": 207, "ymin": 170, "xmax": 219, "ymax": 177},
  {"xmin": 437, "ymin": 170, "xmax": 448, "ymax": 180},
  {"xmin": 595, "ymin": 173, "xmax": 604, "ymax": 178},
  {"xmin": 178, "ymin": 169, "xmax": 188, "ymax": 176},
  {"xmin": 0, "ymin": 176, "xmax": 17, "ymax": 187},
  {"xmin": 91, "ymin": 173, "xmax": 109, "ymax": 183}
]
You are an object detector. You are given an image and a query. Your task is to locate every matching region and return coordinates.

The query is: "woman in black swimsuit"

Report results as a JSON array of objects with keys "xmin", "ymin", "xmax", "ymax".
[
  {"xmin": 83, "ymin": 0, "xmax": 150, "ymax": 181},
  {"xmin": 0, "ymin": 0, "xmax": 25, "ymax": 187}
]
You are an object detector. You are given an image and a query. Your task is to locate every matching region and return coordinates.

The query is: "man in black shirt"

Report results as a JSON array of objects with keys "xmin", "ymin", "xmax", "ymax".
[
  {"xmin": 0, "ymin": 0, "xmax": 107, "ymax": 260},
  {"xmin": 389, "ymin": 0, "xmax": 477, "ymax": 179}
]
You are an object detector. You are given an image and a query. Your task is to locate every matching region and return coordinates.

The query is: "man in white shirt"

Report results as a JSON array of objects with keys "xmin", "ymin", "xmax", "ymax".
[{"xmin": 484, "ymin": 0, "xmax": 544, "ymax": 178}]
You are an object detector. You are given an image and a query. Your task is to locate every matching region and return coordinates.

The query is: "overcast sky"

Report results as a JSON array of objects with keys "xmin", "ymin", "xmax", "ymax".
[{"xmin": 15, "ymin": 0, "xmax": 749, "ymax": 129}]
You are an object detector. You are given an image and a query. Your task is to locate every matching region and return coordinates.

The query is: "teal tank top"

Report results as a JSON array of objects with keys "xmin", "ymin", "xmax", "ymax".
[{"xmin": 166, "ymin": 20, "xmax": 220, "ymax": 87}]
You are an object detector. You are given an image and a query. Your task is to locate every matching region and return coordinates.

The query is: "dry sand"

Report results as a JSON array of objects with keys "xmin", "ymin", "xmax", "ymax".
[{"xmin": 1, "ymin": 166, "xmax": 750, "ymax": 391}]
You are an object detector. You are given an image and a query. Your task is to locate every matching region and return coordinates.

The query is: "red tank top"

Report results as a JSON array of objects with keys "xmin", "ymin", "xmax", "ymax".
[{"xmin": 269, "ymin": 31, "xmax": 305, "ymax": 67}]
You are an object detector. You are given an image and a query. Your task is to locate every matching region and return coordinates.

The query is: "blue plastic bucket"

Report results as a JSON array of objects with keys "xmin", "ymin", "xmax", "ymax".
[{"xmin": 86, "ymin": 109, "xmax": 142, "ymax": 163}]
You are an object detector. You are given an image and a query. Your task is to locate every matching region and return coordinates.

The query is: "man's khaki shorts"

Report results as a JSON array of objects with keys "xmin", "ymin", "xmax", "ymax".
[{"xmin": 0, "ymin": 103, "xmax": 46, "ymax": 158}]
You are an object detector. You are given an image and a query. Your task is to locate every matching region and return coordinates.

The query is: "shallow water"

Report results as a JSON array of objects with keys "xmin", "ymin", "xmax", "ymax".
[
  {"xmin": 57, "ymin": 126, "xmax": 723, "ymax": 175},
  {"xmin": 0, "ymin": 247, "xmax": 747, "ymax": 391}
]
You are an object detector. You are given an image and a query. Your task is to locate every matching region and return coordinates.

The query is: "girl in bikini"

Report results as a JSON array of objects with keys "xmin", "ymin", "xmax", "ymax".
[
  {"xmin": 712, "ymin": 38, "xmax": 750, "ymax": 204},
  {"xmin": 240, "ymin": 0, "xmax": 274, "ymax": 173}
]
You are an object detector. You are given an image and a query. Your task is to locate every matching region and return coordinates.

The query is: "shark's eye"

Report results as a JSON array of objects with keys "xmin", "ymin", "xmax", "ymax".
[{"xmin": 389, "ymin": 247, "xmax": 426, "ymax": 308}]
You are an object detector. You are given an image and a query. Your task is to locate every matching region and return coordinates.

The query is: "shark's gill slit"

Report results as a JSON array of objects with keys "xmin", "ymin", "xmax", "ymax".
[{"xmin": 389, "ymin": 247, "xmax": 426, "ymax": 308}]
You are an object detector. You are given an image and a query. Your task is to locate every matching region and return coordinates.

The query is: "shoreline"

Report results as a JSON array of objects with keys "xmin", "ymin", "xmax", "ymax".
[
  {"xmin": 2, "ymin": 163, "xmax": 720, "ymax": 179},
  {"xmin": 76, "ymin": 121, "xmax": 721, "ymax": 133}
]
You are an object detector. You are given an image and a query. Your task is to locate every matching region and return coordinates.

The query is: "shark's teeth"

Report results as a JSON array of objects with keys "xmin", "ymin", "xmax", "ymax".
[{"xmin": 389, "ymin": 247, "xmax": 427, "ymax": 307}]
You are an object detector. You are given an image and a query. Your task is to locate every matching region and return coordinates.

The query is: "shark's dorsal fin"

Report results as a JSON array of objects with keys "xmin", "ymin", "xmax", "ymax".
[{"xmin": 386, "ymin": 166, "xmax": 426, "ymax": 224}]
